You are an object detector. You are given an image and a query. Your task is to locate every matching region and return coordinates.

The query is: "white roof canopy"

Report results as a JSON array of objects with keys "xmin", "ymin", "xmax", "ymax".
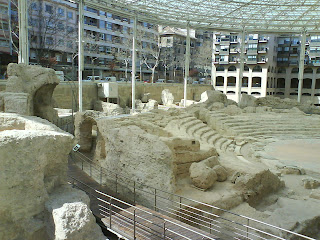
[{"xmin": 80, "ymin": 0, "xmax": 320, "ymax": 33}]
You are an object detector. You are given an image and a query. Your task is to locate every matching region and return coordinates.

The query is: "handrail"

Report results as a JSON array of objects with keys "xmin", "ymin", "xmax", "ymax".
[
  {"xmin": 71, "ymin": 151, "xmax": 316, "ymax": 240},
  {"xmin": 68, "ymin": 175, "xmax": 217, "ymax": 240}
]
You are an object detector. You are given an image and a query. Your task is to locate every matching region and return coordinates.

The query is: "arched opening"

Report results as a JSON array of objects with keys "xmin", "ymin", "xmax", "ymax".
[
  {"xmin": 276, "ymin": 92, "xmax": 284, "ymax": 95},
  {"xmin": 303, "ymin": 78, "xmax": 312, "ymax": 89},
  {"xmin": 291, "ymin": 78, "xmax": 299, "ymax": 88},
  {"xmin": 242, "ymin": 77, "xmax": 248, "ymax": 87},
  {"xmin": 277, "ymin": 78, "xmax": 285, "ymax": 88},
  {"xmin": 228, "ymin": 65, "xmax": 236, "ymax": 72},
  {"xmin": 317, "ymin": 68, "xmax": 320, "ymax": 74},
  {"xmin": 304, "ymin": 68, "xmax": 313, "ymax": 74},
  {"xmin": 290, "ymin": 92, "xmax": 298, "ymax": 95},
  {"xmin": 316, "ymin": 79, "xmax": 320, "ymax": 89},
  {"xmin": 302, "ymin": 93, "xmax": 311, "ymax": 96},
  {"xmin": 253, "ymin": 65, "xmax": 262, "ymax": 72},
  {"xmin": 315, "ymin": 93, "xmax": 320, "ymax": 96},
  {"xmin": 227, "ymin": 91, "xmax": 235, "ymax": 94},
  {"xmin": 241, "ymin": 91, "xmax": 248, "ymax": 94},
  {"xmin": 33, "ymin": 84, "xmax": 59, "ymax": 122},
  {"xmin": 227, "ymin": 76, "xmax": 236, "ymax": 86},
  {"xmin": 277, "ymin": 67, "xmax": 286, "ymax": 73},
  {"xmin": 271, "ymin": 67, "xmax": 274, "ymax": 73},
  {"xmin": 216, "ymin": 76, "xmax": 224, "ymax": 86},
  {"xmin": 251, "ymin": 92, "xmax": 261, "ymax": 95},
  {"xmin": 244, "ymin": 65, "xmax": 249, "ymax": 71},
  {"xmin": 216, "ymin": 65, "xmax": 225, "ymax": 71},
  {"xmin": 291, "ymin": 68, "xmax": 299, "ymax": 73},
  {"xmin": 252, "ymin": 77, "xmax": 261, "ymax": 87}
]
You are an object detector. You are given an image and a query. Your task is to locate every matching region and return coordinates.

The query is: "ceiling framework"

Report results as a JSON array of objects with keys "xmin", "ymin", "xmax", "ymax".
[{"xmin": 76, "ymin": 0, "xmax": 320, "ymax": 33}]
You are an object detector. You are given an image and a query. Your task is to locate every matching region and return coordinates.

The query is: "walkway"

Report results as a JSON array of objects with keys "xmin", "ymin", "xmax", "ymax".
[{"xmin": 68, "ymin": 161, "xmax": 219, "ymax": 240}]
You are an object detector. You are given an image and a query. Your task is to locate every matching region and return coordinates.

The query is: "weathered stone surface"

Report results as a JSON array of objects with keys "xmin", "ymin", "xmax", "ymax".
[
  {"xmin": 202, "ymin": 156, "xmax": 220, "ymax": 168},
  {"xmin": 144, "ymin": 99, "xmax": 158, "ymax": 111},
  {"xmin": 45, "ymin": 186, "xmax": 105, "ymax": 240},
  {"xmin": 0, "ymin": 113, "xmax": 74, "ymax": 240},
  {"xmin": 189, "ymin": 162, "xmax": 217, "ymax": 190},
  {"xmin": 224, "ymin": 105, "xmax": 242, "ymax": 115},
  {"xmin": 141, "ymin": 93, "xmax": 150, "ymax": 103},
  {"xmin": 200, "ymin": 90, "xmax": 228, "ymax": 105},
  {"xmin": 213, "ymin": 165, "xmax": 228, "ymax": 182},
  {"xmin": 264, "ymin": 198, "xmax": 320, "ymax": 239},
  {"xmin": 95, "ymin": 101, "xmax": 124, "ymax": 115},
  {"xmin": 3, "ymin": 63, "xmax": 60, "ymax": 122},
  {"xmin": 302, "ymin": 178, "xmax": 320, "ymax": 189},
  {"xmin": 161, "ymin": 89, "xmax": 174, "ymax": 106},
  {"xmin": 239, "ymin": 94, "xmax": 256, "ymax": 108},
  {"xmin": 280, "ymin": 166, "xmax": 306, "ymax": 175},
  {"xmin": 310, "ymin": 189, "xmax": 320, "ymax": 200},
  {"xmin": 0, "ymin": 92, "xmax": 4, "ymax": 112}
]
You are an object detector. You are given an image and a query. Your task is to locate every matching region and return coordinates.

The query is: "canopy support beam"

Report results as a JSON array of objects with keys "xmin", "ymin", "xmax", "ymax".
[
  {"xmin": 298, "ymin": 30, "xmax": 306, "ymax": 103},
  {"xmin": 131, "ymin": 15, "xmax": 137, "ymax": 113},
  {"xmin": 18, "ymin": 0, "xmax": 28, "ymax": 64},
  {"xmin": 238, "ymin": 27, "xmax": 246, "ymax": 103},
  {"xmin": 78, "ymin": 0, "xmax": 84, "ymax": 112},
  {"xmin": 184, "ymin": 21, "xmax": 191, "ymax": 107}
]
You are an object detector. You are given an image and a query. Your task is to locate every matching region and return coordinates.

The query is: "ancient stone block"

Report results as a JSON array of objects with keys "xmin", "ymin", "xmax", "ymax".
[
  {"xmin": 213, "ymin": 165, "xmax": 228, "ymax": 182},
  {"xmin": 162, "ymin": 89, "xmax": 174, "ymax": 106},
  {"xmin": 189, "ymin": 161, "xmax": 217, "ymax": 190},
  {"xmin": 302, "ymin": 178, "xmax": 320, "ymax": 189}
]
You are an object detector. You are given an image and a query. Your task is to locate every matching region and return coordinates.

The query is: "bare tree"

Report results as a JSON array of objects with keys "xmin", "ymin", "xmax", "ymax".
[
  {"xmin": 193, "ymin": 41, "xmax": 213, "ymax": 78},
  {"xmin": 140, "ymin": 32, "xmax": 161, "ymax": 83}
]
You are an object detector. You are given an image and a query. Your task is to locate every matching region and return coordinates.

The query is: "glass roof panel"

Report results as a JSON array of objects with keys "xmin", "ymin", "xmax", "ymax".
[{"xmin": 84, "ymin": 0, "xmax": 320, "ymax": 32}]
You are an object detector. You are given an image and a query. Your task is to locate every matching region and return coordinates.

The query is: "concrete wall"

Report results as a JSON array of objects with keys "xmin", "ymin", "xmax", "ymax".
[{"xmin": 1, "ymin": 81, "xmax": 213, "ymax": 110}]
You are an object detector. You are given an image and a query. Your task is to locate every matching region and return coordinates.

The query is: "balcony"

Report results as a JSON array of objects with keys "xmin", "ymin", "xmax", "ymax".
[
  {"xmin": 310, "ymin": 60, "xmax": 320, "ymax": 66},
  {"xmin": 229, "ymin": 58, "xmax": 238, "ymax": 63},
  {"xmin": 246, "ymin": 59, "xmax": 257, "ymax": 64},
  {"xmin": 215, "ymin": 39, "xmax": 221, "ymax": 44},
  {"xmin": 257, "ymin": 58, "xmax": 267, "ymax": 63},
  {"xmin": 278, "ymin": 40, "xmax": 291, "ymax": 46},
  {"xmin": 247, "ymin": 48, "xmax": 258, "ymax": 54},
  {"xmin": 289, "ymin": 50, "xmax": 299, "ymax": 56},
  {"xmin": 309, "ymin": 50, "xmax": 320, "ymax": 57},
  {"xmin": 220, "ymin": 39, "xmax": 230, "ymax": 45},
  {"xmin": 310, "ymin": 40, "xmax": 320, "ymax": 47},
  {"xmin": 258, "ymin": 37, "xmax": 268, "ymax": 43},
  {"xmin": 219, "ymin": 50, "xmax": 230, "ymax": 55},
  {"xmin": 248, "ymin": 39, "xmax": 258, "ymax": 44},
  {"xmin": 289, "ymin": 60, "xmax": 298, "ymax": 65},
  {"xmin": 258, "ymin": 48, "xmax": 268, "ymax": 53},
  {"xmin": 219, "ymin": 60, "xmax": 229, "ymax": 64},
  {"xmin": 229, "ymin": 48, "xmax": 238, "ymax": 54}
]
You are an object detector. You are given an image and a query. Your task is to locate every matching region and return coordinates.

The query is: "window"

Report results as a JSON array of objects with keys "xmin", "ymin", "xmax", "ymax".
[
  {"xmin": 99, "ymin": 33, "xmax": 105, "ymax": 41},
  {"xmin": 67, "ymin": 55, "xmax": 72, "ymax": 62},
  {"xmin": 30, "ymin": 2, "xmax": 37, "ymax": 10},
  {"xmin": 58, "ymin": 39, "xmax": 64, "ymax": 46},
  {"xmin": 107, "ymin": 12, "xmax": 112, "ymax": 18},
  {"xmin": 143, "ymin": 22, "xmax": 148, "ymax": 28},
  {"xmin": 66, "ymin": 26, "xmax": 74, "ymax": 33},
  {"xmin": 46, "ymin": 37, "xmax": 54, "ymax": 45},
  {"xmin": 57, "ymin": 22, "xmax": 64, "ymax": 30},
  {"xmin": 248, "ymin": 43, "xmax": 257, "ymax": 50},
  {"xmin": 99, "ymin": 20, "xmax": 105, "ymax": 29},
  {"xmin": 45, "ymin": 4, "xmax": 53, "ymax": 14},
  {"xmin": 85, "ymin": 7, "xmax": 98, "ymax": 14},
  {"xmin": 30, "ymin": 50, "xmax": 36, "ymax": 59},
  {"xmin": 67, "ymin": 41, "xmax": 73, "ymax": 49},
  {"xmin": 56, "ymin": 54, "xmax": 61, "ymax": 61},
  {"xmin": 247, "ymin": 55, "xmax": 257, "ymax": 61},
  {"xmin": 106, "ymin": 34, "xmax": 112, "ymax": 41},
  {"xmin": 106, "ymin": 46, "xmax": 112, "ymax": 54},
  {"xmin": 67, "ymin": 11, "xmax": 73, "ymax": 19},
  {"xmin": 58, "ymin": 8, "xmax": 64, "ymax": 16},
  {"xmin": 106, "ymin": 22, "xmax": 112, "ymax": 30}
]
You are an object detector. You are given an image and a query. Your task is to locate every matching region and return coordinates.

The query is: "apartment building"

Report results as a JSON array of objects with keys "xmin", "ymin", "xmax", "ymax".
[
  {"xmin": 0, "ymin": 0, "xmax": 16, "ymax": 78},
  {"xmin": 159, "ymin": 26, "xmax": 197, "ymax": 82},
  {"xmin": 212, "ymin": 32, "xmax": 277, "ymax": 102},
  {"xmin": 275, "ymin": 34, "xmax": 320, "ymax": 104},
  {"xmin": 28, "ymin": 0, "xmax": 78, "ymax": 71},
  {"xmin": 82, "ymin": 6, "xmax": 159, "ymax": 80}
]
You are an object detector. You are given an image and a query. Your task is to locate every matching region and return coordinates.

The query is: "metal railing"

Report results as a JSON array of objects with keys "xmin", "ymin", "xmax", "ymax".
[
  {"xmin": 70, "ymin": 151, "xmax": 316, "ymax": 240},
  {"xmin": 69, "ymin": 175, "xmax": 217, "ymax": 240}
]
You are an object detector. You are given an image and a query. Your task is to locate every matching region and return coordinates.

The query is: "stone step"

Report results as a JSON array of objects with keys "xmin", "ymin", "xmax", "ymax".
[
  {"xmin": 194, "ymin": 126, "xmax": 213, "ymax": 139},
  {"xmin": 183, "ymin": 119, "xmax": 202, "ymax": 132},
  {"xmin": 187, "ymin": 123, "xmax": 206, "ymax": 136},
  {"xmin": 180, "ymin": 116, "xmax": 197, "ymax": 126},
  {"xmin": 214, "ymin": 137, "xmax": 228, "ymax": 150},
  {"xmin": 220, "ymin": 139, "xmax": 234, "ymax": 151},
  {"xmin": 201, "ymin": 131, "xmax": 217, "ymax": 143},
  {"xmin": 207, "ymin": 134, "xmax": 222, "ymax": 145}
]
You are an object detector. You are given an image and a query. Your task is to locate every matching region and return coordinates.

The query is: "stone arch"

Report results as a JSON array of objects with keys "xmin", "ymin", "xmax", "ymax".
[
  {"xmin": 304, "ymin": 68, "xmax": 313, "ymax": 74},
  {"xmin": 277, "ymin": 67, "xmax": 286, "ymax": 73},
  {"xmin": 216, "ymin": 66, "xmax": 225, "ymax": 71},
  {"xmin": 317, "ymin": 68, "xmax": 320, "ymax": 74},
  {"xmin": 253, "ymin": 65, "xmax": 262, "ymax": 72},
  {"xmin": 244, "ymin": 65, "xmax": 249, "ymax": 71},
  {"xmin": 316, "ymin": 79, "xmax": 320, "ymax": 89},
  {"xmin": 228, "ymin": 65, "xmax": 236, "ymax": 72}
]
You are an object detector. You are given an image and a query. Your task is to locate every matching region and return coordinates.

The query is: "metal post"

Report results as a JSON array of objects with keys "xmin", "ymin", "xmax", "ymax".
[
  {"xmin": 133, "ymin": 209, "xmax": 136, "ymax": 239},
  {"xmin": 154, "ymin": 189, "xmax": 157, "ymax": 211},
  {"xmin": 246, "ymin": 219, "xmax": 249, "ymax": 238},
  {"xmin": 90, "ymin": 162, "xmax": 92, "ymax": 177},
  {"xmin": 163, "ymin": 221, "xmax": 166, "ymax": 239},
  {"xmin": 78, "ymin": 0, "xmax": 84, "ymax": 112},
  {"xmin": 184, "ymin": 21, "xmax": 191, "ymax": 107},
  {"xmin": 211, "ymin": 34, "xmax": 217, "ymax": 87},
  {"xmin": 298, "ymin": 30, "xmax": 306, "ymax": 103},
  {"xmin": 18, "ymin": 0, "xmax": 29, "ymax": 64},
  {"xmin": 133, "ymin": 181, "xmax": 136, "ymax": 205},
  {"xmin": 115, "ymin": 174, "xmax": 118, "ymax": 194},
  {"xmin": 131, "ymin": 15, "xmax": 137, "ymax": 112},
  {"xmin": 238, "ymin": 27, "xmax": 246, "ymax": 103},
  {"xmin": 100, "ymin": 167, "xmax": 102, "ymax": 185},
  {"xmin": 109, "ymin": 197, "xmax": 112, "ymax": 227}
]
